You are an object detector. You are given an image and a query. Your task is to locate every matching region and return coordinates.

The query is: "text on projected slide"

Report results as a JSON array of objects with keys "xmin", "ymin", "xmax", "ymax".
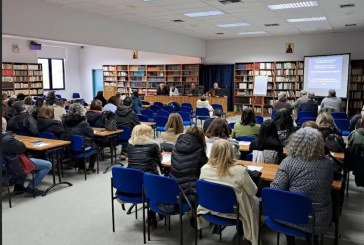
[{"xmin": 307, "ymin": 56, "xmax": 343, "ymax": 89}]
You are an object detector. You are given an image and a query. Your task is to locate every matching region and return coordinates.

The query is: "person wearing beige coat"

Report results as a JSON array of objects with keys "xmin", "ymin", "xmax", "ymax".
[{"xmin": 197, "ymin": 139, "xmax": 259, "ymax": 245}]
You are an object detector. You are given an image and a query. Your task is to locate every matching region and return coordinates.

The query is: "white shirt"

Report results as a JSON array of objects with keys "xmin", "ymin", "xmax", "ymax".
[
  {"xmin": 103, "ymin": 103, "xmax": 117, "ymax": 112},
  {"xmin": 169, "ymin": 88, "xmax": 179, "ymax": 96}
]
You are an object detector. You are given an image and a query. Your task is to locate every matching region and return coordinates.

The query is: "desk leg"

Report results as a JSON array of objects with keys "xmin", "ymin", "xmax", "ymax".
[{"xmin": 103, "ymin": 136, "xmax": 123, "ymax": 174}]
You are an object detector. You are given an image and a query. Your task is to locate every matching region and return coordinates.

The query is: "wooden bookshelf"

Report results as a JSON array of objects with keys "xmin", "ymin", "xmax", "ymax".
[
  {"xmin": 2, "ymin": 62, "xmax": 44, "ymax": 97},
  {"xmin": 103, "ymin": 64, "xmax": 200, "ymax": 99},
  {"xmin": 234, "ymin": 61, "xmax": 303, "ymax": 116},
  {"xmin": 349, "ymin": 60, "xmax": 364, "ymax": 116}
]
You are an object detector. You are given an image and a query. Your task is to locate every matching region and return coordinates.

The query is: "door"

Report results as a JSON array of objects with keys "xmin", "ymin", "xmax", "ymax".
[{"xmin": 92, "ymin": 69, "xmax": 103, "ymax": 98}]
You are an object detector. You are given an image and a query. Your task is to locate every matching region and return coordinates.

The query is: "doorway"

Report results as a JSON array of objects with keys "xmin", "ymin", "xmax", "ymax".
[{"xmin": 92, "ymin": 69, "xmax": 103, "ymax": 97}]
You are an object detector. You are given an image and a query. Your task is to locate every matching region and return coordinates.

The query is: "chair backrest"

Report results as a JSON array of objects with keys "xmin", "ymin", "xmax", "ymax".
[
  {"xmin": 334, "ymin": 119, "xmax": 350, "ymax": 132},
  {"xmin": 236, "ymin": 136, "xmax": 255, "ymax": 142},
  {"xmin": 211, "ymin": 104, "xmax": 223, "ymax": 111},
  {"xmin": 155, "ymin": 116, "xmax": 168, "ymax": 127},
  {"xmin": 137, "ymin": 114, "xmax": 149, "ymax": 122},
  {"xmin": 196, "ymin": 108, "xmax": 210, "ymax": 117},
  {"xmin": 16, "ymin": 130, "xmax": 33, "ymax": 136},
  {"xmin": 118, "ymin": 127, "xmax": 132, "ymax": 141},
  {"xmin": 55, "ymin": 94, "xmax": 62, "ymax": 99},
  {"xmin": 39, "ymin": 131, "xmax": 56, "ymax": 139},
  {"xmin": 156, "ymin": 110, "xmax": 170, "ymax": 118},
  {"xmin": 197, "ymin": 86, "xmax": 204, "ymax": 95},
  {"xmin": 298, "ymin": 111, "xmax": 317, "ymax": 122},
  {"xmin": 256, "ymin": 115, "xmax": 264, "ymax": 125},
  {"xmin": 196, "ymin": 179, "xmax": 237, "ymax": 214},
  {"xmin": 143, "ymin": 173, "xmax": 180, "ymax": 205},
  {"xmin": 149, "ymin": 105, "xmax": 161, "ymax": 113},
  {"xmin": 262, "ymin": 188, "xmax": 313, "ymax": 225},
  {"xmin": 179, "ymin": 106, "xmax": 192, "ymax": 114},
  {"xmin": 176, "ymin": 84, "xmax": 184, "ymax": 96},
  {"xmin": 153, "ymin": 102, "xmax": 164, "ymax": 108},
  {"xmin": 141, "ymin": 109, "xmax": 154, "ymax": 118},
  {"xmin": 228, "ymin": 122, "xmax": 235, "ymax": 130},
  {"xmin": 178, "ymin": 111, "xmax": 191, "ymax": 122},
  {"xmin": 331, "ymin": 112, "xmax": 347, "ymax": 119},
  {"xmin": 181, "ymin": 103, "xmax": 192, "ymax": 108},
  {"xmin": 271, "ymin": 110, "xmax": 277, "ymax": 119},
  {"xmin": 112, "ymin": 166, "xmax": 144, "ymax": 195},
  {"xmin": 141, "ymin": 100, "xmax": 150, "ymax": 106},
  {"xmin": 246, "ymin": 153, "xmax": 253, "ymax": 161},
  {"xmin": 71, "ymin": 135, "xmax": 85, "ymax": 151},
  {"xmin": 300, "ymin": 117, "xmax": 317, "ymax": 126},
  {"xmin": 72, "ymin": 93, "xmax": 80, "ymax": 99},
  {"xmin": 162, "ymin": 105, "xmax": 174, "ymax": 113}
]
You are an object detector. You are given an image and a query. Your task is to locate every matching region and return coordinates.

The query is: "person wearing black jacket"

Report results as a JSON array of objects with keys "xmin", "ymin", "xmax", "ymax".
[
  {"xmin": 5, "ymin": 98, "xmax": 17, "ymax": 120},
  {"xmin": 156, "ymin": 83, "xmax": 169, "ymax": 95},
  {"xmin": 298, "ymin": 92, "xmax": 318, "ymax": 114},
  {"xmin": 63, "ymin": 103, "xmax": 96, "ymax": 173},
  {"xmin": 115, "ymin": 96, "xmax": 140, "ymax": 131},
  {"xmin": 94, "ymin": 91, "xmax": 107, "ymax": 107},
  {"xmin": 86, "ymin": 99, "xmax": 104, "ymax": 128},
  {"xmin": 8, "ymin": 101, "xmax": 39, "ymax": 136},
  {"xmin": 170, "ymin": 126, "xmax": 208, "ymax": 204},
  {"xmin": 37, "ymin": 105, "xmax": 64, "ymax": 138}
]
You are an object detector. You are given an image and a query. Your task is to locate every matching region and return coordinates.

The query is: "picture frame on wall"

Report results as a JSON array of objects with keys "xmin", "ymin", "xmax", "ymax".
[{"xmin": 286, "ymin": 43, "xmax": 294, "ymax": 53}]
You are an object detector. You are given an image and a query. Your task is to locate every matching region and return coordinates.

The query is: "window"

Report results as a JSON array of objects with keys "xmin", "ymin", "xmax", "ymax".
[{"xmin": 38, "ymin": 58, "xmax": 65, "ymax": 90}]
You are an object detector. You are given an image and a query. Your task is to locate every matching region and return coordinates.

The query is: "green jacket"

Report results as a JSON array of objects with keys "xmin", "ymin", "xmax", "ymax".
[{"xmin": 348, "ymin": 128, "xmax": 364, "ymax": 146}]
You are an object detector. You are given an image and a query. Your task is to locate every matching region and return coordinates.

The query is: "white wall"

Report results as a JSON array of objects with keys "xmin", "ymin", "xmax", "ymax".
[
  {"xmin": 3, "ymin": 0, "xmax": 206, "ymax": 58},
  {"xmin": 79, "ymin": 46, "xmax": 201, "ymax": 103},
  {"xmin": 2, "ymin": 38, "xmax": 37, "ymax": 63},
  {"xmin": 205, "ymin": 32, "xmax": 364, "ymax": 63}
]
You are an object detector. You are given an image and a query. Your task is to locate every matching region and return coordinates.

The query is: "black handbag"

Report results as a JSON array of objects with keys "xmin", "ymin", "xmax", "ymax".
[{"xmin": 102, "ymin": 111, "xmax": 117, "ymax": 131}]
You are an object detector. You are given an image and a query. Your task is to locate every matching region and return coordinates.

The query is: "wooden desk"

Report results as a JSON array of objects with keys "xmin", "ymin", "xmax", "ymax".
[
  {"xmin": 93, "ymin": 128, "xmax": 123, "ymax": 137},
  {"xmin": 330, "ymin": 152, "xmax": 344, "ymax": 161},
  {"xmin": 144, "ymin": 95, "xmax": 228, "ymax": 112},
  {"xmin": 141, "ymin": 122, "xmax": 156, "ymax": 127}
]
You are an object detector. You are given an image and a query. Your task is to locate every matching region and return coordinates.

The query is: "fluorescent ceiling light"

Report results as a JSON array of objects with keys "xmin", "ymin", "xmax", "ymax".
[
  {"xmin": 300, "ymin": 27, "xmax": 332, "ymax": 31},
  {"xmin": 268, "ymin": 1, "xmax": 318, "ymax": 10},
  {"xmin": 217, "ymin": 22, "xmax": 249, "ymax": 28},
  {"xmin": 287, "ymin": 16, "xmax": 326, "ymax": 22},
  {"xmin": 184, "ymin": 10, "xmax": 224, "ymax": 18},
  {"xmin": 238, "ymin": 31, "xmax": 266, "ymax": 35}
]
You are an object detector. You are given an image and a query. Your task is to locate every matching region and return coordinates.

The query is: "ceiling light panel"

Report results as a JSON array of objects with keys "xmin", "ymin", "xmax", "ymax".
[
  {"xmin": 184, "ymin": 10, "xmax": 225, "ymax": 17},
  {"xmin": 287, "ymin": 16, "xmax": 326, "ymax": 22},
  {"xmin": 216, "ymin": 22, "xmax": 250, "ymax": 27},
  {"xmin": 238, "ymin": 31, "xmax": 266, "ymax": 35},
  {"xmin": 268, "ymin": 1, "xmax": 318, "ymax": 10}
]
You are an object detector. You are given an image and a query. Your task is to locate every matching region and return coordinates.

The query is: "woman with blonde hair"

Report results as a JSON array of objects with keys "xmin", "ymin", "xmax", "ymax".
[
  {"xmin": 316, "ymin": 112, "xmax": 341, "ymax": 140},
  {"xmin": 198, "ymin": 139, "xmax": 259, "ymax": 245},
  {"xmin": 161, "ymin": 113, "xmax": 184, "ymax": 151},
  {"xmin": 271, "ymin": 127, "xmax": 333, "ymax": 245}
]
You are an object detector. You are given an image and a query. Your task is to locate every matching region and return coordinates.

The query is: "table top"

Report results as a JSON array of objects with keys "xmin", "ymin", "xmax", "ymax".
[
  {"xmin": 15, "ymin": 135, "xmax": 71, "ymax": 151},
  {"xmin": 141, "ymin": 122, "xmax": 156, "ymax": 126},
  {"xmin": 92, "ymin": 128, "xmax": 123, "ymax": 137}
]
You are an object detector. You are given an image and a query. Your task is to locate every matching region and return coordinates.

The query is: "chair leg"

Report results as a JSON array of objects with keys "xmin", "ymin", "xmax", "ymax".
[
  {"xmin": 277, "ymin": 232, "xmax": 280, "ymax": 245},
  {"xmin": 84, "ymin": 158, "xmax": 87, "ymax": 181},
  {"xmin": 135, "ymin": 204, "xmax": 138, "ymax": 219},
  {"xmin": 168, "ymin": 215, "xmax": 171, "ymax": 230},
  {"xmin": 180, "ymin": 213, "xmax": 183, "ymax": 245},
  {"xmin": 346, "ymin": 171, "xmax": 349, "ymax": 197},
  {"xmin": 6, "ymin": 177, "xmax": 11, "ymax": 208},
  {"xmin": 219, "ymin": 226, "xmax": 222, "ymax": 240},
  {"xmin": 96, "ymin": 152, "xmax": 100, "ymax": 174},
  {"xmin": 147, "ymin": 207, "xmax": 151, "ymax": 241},
  {"xmin": 142, "ymin": 192, "xmax": 146, "ymax": 244},
  {"xmin": 111, "ymin": 179, "xmax": 115, "ymax": 232},
  {"xmin": 320, "ymin": 234, "xmax": 323, "ymax": 245}
]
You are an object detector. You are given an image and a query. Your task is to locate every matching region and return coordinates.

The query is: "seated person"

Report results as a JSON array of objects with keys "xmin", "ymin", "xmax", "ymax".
[
  {"xmin": 131, "ymin": 91, "xmax": 142, "ymax": 114},
  {"xmin": 23, "ymin": 96, "xmax": 33, "ymax": 113},
  {"xmin": 320, "ymin": 89, "xmax": 342, "ymax": 112},
  {"xmin": 2, "ymin": 117, "xmax": 52, "ymax": 196},
  {"xmin": 196, "ymin": 95, "xmax": 213, "ymax": 117},
  {"xmin": 8, "ymin": 101, "xmax": 39, "ymax": 136},
  {"xmin": 291, "ymin": 90, "xmax": 308, "ymax": 110},
  {"xmin": 30, "ymin": 97, "xmax": 44, "ymax": 120},
  {"xmin": 232, "ymin": 108, "xmax": 260, "ymax": 138},
  {"xmin": 316, "ymin": 112, "xmax": 341, "ymax": 140},
  {"xmin": 86, "ymin": 99, "xmax": 104, "ymax": 128},
  {"xmin": 53, "ymin": 99, "xmax": 67, "ymax": 122},
  {"xmin": 2, "ymin": 92, "xmax": 8, "ymax": 118},
  {"xmin": 348, "ymin": 117, "xmax": 364, "ymax": 146},
  {"xmin": 6, "ymin": 98, "xmax": 17, "ymax": 120},
  {"xmin": 156, "ymin": 83, "xmax": 169, "ymax": 95},
  {"xmin": 188, "ymin": 83, "xmax": 199, "ymax": 96},
  {"xmin": 203, "ymin": 109, "xmax": 230, "ymax": 134},
  {"xmin": 115, "ymin": 96, "xmax": 140, "ymax": 131},
  {"xmin": 160, "ymin": 113, "xmax": 184, "ymax": 151},
  {"xmin": 207, "ymin": 82, "xmax": 220, "ymax": 97},
  {"xmin": 349, "ymin": 105, "xmax": 364, "ymax": 131},
  {"xmin": 63, "ymin": 103, "xmax": 97, "ymax": 173},
  {"xmin": 169, "ymin": 83, "xmax": 179, "ymax": 96},
  {"xmin": 37, "ymin": 105, "xmax": 65, "ymax": 138},
  {"xmin": 271, "ymin": 128, "xmax": 333, "ymax": 245},
  {"xmin": 46, "ymin": 90, "xmax": 57, "ymax": 105},
  {"xmin": 273, "ymin": 92, "xmax": 292, "ymax": 111},
  {"xmin": 273, "ymin": 108, "xmax": 296, "ymax": 146},
  {"xmin": 197, "ymin": 139, "xmax": 259, "ymax": 245},
  {"xmin": 249, "ymin": 121, "xmax": 284, "ymax": 164},
  {"xmin": 94, "ymin": 90, "xmax": 107, "ymax": 106},
  {"xmin": 103, "ymin": 96, "xmax": 119, "ymax": 113},
  {"xmin": 298, "ymin": 92, "xmax": 318, "ymax": 114}
]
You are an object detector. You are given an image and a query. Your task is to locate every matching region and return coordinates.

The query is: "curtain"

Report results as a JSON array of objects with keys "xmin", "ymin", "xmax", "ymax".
[{"xmin": 200, "ymin": 64, "xmax": 234, "ymax": 111}]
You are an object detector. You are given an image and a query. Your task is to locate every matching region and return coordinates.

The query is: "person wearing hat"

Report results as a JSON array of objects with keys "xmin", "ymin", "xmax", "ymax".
[
  {"xmin": 63, "ymin": 103, "xmax": 97, "ymax": 173},
  {"xmin": 273, "ymin": 92, "xmax": 292, "ymax": 111},
  {"xmin": 7, "ymin": 101, "xmax": 39, "ymax": 135},
  {"xmin": 2, "ymin": 117, "xmax": 52, "ymax": 196}
]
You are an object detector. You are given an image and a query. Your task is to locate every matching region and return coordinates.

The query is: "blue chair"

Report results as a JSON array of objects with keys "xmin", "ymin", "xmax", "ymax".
[
  {"xmin": 178, "ymin": 111, "xmax": 194, "ymax": 127},
  {"xmin": 39, "ymin": 131, "xmax": 56, "ymax": 139},
  {"xmin": 149, "ymin": 105, "xmax": 161, "ymax": 114},
  {"xmin": 72, "ymin": 92, "xmax": 80, "ymax": 99},
  {"xmin": 141, "ymin": 101, "xmax": 150, "ymax": 106},
  {"xmin": 195, "ymin": 179, "xmax": 241, "ymax": 244},
  {"xmin": 196, "ymin": 108, "xmax": 210, "ymax": 126},
  {"xmin": 156, "ymin": 109, "xmax": 170, "ymax": 118},
  {"xmin": 181, "ymin": 103, "xmax": 192, "ymax": 109},
  {"xmin": 228, "ymin": 122, "xmax": 235, "ymax": 130},
  {"xmin": 70, "ymin": 135, "xmax": 99, "ymax": 181},
  {"xmin": 55, "ymin": 94, "xmax": 62, "ymax": 99},
  {"xmin": 235, "ymin": 136, "xmax": 255, "ymax": 142},
  {"xmin": 16, "ymin": 130, "xmax": 34, "ymax": 136},
  {"xmin": 117, "ymin": 127, "xmax": 132, "ymax": 151},
  {"xmin": 163, "ymin": 105, "xmax": 174, "ymax": 114},
  {"xmin": 111, "ymin": 167, "xmax": 145, "ymax": 240},
  {"xmin": 211, "ymin": 104, "xmax": 226, "ymax": 117},
  {"xmin": 334, "ymin": 119, "xmax": 350, "ymax": 136},
  {"xmin": 331, "ymin": 112, "xmax": 347, "ymax": 119},
  {"xmin": 153, "ymin": 102, "xmax": 164, "ymax": 108},
  {"xmin": 140, "ymin": 110, "xmax": 155, "ymax": 122},
  {"xmin": 299, "ymin": 117, "xmax": 317, "ymax": 128},
  {"xmin": 246, "ymin": 153, "xmax": 253, "ymax": 161},
  {"xmin": 297, "ymin": 111, "xmax": 317, "ymax": 127},
  {"xmin": 154, "ymin": 116, "xmax": 168, "ymax": 136},
  {"xmin": 143, "ymin": 173, "xmax": 192, "ymax": 245},
  {"xmin": 138, "ymin": 114, "xmax": 149, "ymax": 122},
  {"xmin": 179, "ymin": 106, "xmax": 192, "ymax": 114},
  {"xmin": 261, "ymin": 188, "xmax": 316, "ymax": 245},
  {"xmin": 271, "ymin": 110, "xmax": 277, "ymax": 120},
  {"xmin": 256, "ymin": 115, "xmax": 264, "ymax": 125}
]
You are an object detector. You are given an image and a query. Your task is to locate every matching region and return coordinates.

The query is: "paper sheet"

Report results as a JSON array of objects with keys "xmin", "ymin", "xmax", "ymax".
[
  {"xmin": 247, "ymin": 165, "xmax": 263, "ymax": 172},
  {"xmin": 31, "ymin": 141, "xmax": 49, "ymax": 147},
  {"xmin": 239, "ymin": 141, "xmax": 251, "ymax": 146}
]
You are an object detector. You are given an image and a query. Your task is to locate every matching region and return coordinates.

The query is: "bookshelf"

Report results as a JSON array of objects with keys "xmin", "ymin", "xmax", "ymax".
[
  {"xmin": 234, "ymin": 61, "xmax": 303, "ymax": 116},
  {"xmin": 349, "ymin": 60, "xmax": 364, "ymax": 116},
  {"xmin": 103, "ymin": 64, "xmax": 199, "ymax": 99},
  {"xmin": 2, "ymin": 62, "xmax": 44, "ymax": 97}
]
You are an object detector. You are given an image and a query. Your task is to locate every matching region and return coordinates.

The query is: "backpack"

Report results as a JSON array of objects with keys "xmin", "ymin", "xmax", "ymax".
[
  {"xmin": 102, "ymin": 111, "xmax": 117, "ymax": 131},
  {"xmin": 325, "ymin": 134, "xmax": 345, "ymax": 153}
]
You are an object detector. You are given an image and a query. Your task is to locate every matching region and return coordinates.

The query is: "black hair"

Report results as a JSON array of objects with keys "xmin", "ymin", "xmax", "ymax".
[
  {"xmin": 133, "ymin": 91, "xmax": 139, "ymax": 98},
  {"xmin": 123, "ymin": 96, "xmax": 132, "ymax": 106},
  {"xmin": 256, "ymin": 121, "xmax": 282, "ymax": 150},
  {"xmin": 16, "ymin": 93, "xmax": 25, "ymax": 101},
  {"xmin": 240, "ymin": 108, "xmax": 256, "ymax": 126},
  {"xmin": 96, "ymin": 91, "xmax": 104, "ymax": 97},
  {"xmin": 273, "ymin": 108, "xmax": 294, "ymax": 131}
]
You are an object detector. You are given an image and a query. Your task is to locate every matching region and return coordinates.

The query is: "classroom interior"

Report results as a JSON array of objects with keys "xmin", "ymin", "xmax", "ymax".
[{"xmin": 2, "ymin": 0, "xmax": 364, "ymax": 244}]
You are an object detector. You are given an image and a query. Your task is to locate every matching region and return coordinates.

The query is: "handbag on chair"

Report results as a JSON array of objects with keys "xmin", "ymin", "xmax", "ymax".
[{"xmin": 18, "ymin": 154, "xmax": 36, "ymax": 174}]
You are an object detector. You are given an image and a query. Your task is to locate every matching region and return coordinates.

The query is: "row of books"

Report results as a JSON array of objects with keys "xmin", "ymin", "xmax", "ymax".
[
  {"xmin": 2, "ymin": 64, "xmax": 13, "ymax": 69},
  {"xmin": 30, "ymin": 83, "xmax": 43, "ymax": 88},
  {"xmin": 29, "ymin": 76, "xmax": 43, "ymax": 81},
  {"xmin": 351, "ymin": 69, "xmax": 363, "ymax": 75},
  {"xmin": 28, "ymin": 70, "xmax": 42, "ymax": 76},
  {"xmin": 351, "ymin": 75, "xmax": 364, "ymax": 82},
  {"xmin": 14, "ymin": 71, "xmax": 28, "ymax": 76},
  {"xmin": 350, "ymin": 91, "xmax": 363, "ymax": 99},
  {"xmin": 349, "ymin": 83, "xmax": 364, "ymax": 90}
]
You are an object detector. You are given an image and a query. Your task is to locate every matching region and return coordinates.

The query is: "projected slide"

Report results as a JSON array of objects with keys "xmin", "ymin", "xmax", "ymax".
[{"xmin": 304, "ymin": 54, "xmax": 350, "ymax": 98}]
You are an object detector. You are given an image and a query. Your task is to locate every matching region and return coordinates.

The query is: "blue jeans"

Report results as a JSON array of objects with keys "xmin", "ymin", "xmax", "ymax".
[{"xmin": 28, "ymin": 158, "xmax": 52, "ymax": 190}]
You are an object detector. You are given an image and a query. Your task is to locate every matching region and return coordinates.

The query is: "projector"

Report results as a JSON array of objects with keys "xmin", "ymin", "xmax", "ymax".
[{"xmin": 30, "ymin": 41, "xmax": 42, "ymax": 50}]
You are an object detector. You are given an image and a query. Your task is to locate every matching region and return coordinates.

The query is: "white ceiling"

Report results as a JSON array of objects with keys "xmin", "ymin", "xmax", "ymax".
[{"xmin": 40, "ymin": 0, "xmax": 364, "ymax": 40}]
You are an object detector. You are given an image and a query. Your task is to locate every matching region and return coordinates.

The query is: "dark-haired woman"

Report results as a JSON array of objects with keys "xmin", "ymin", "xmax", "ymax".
[
  {"xmin": 131, "ymin": 91, "xmax": 142, "ymax": 114},
  {"xmin": 232, "ymin": 108, "xmax": 260, "ymax": 138},
  {"xmin": 273, "ymin": 108, "xmax": 296, "ymax": 146},
  {"xmin": 94, "ymin": 91, "xmax": 107, "ymax": 107},
  {"xmin": 249, "ymin": 121, "xmax": 283, "ymax": 164}
]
